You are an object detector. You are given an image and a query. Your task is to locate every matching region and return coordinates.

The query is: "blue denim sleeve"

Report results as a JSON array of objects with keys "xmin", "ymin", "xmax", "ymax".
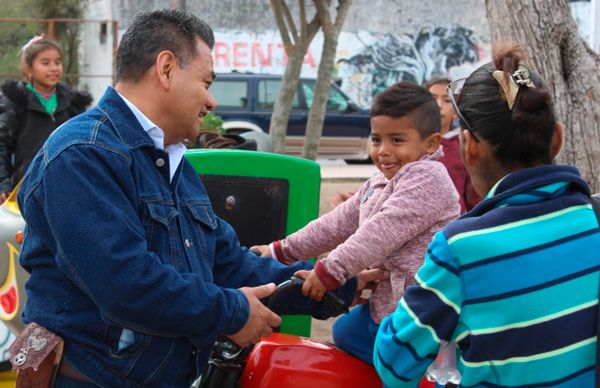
[
  {"xmin": 19, "ymin": 145, "xmax": 250, "ymax": 346},
  {"xmin": 212, "ymin": 219, "xmax": 358, "ymax": 320}
]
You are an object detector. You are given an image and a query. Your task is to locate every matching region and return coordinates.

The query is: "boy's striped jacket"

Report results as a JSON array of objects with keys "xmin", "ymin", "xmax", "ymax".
[{"xmin": 374, "ymin": 164, "xmax": 599, "ymax": 387}]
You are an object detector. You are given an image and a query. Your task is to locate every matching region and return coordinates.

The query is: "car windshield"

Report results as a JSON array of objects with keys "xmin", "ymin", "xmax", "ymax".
[
  {"xmin": 210, "ymin": 80, "xmax": 249, "ymax": 108},
  {"xmin": 258, "ymin": 79, "xmax": 300, "ymax": 109},
  {"xmin": 301, "ymin": 81, "xmax": 349, "ymax": 112}
]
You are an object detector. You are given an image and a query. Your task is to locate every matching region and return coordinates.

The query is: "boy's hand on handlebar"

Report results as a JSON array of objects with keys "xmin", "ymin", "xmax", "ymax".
[
  {"xmin": 228, "ymin": 283, "xmax": 281, "ymax": 347},
  {"xmin": 249, "ymin": 244, "xmax": 270, "ymax": 257},
  {"xmin": 294, "ymin": 269, "xmax": 327, "ymax": 302}
]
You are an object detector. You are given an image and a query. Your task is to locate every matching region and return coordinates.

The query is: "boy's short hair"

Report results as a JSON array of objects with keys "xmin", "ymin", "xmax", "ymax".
[{"xmin": 371, "ymin": 81, "xmax": 441, "ymax": 138}]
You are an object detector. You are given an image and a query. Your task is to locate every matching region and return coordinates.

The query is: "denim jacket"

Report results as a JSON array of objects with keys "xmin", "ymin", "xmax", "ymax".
[{"xmin": 17, "ymin": 87, "xmax": 357, "ymax": 387}]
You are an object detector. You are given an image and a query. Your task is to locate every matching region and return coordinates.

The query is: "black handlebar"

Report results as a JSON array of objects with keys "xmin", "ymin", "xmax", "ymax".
[
  {"xmin": 200, "ymin": 276, "xmax": 350, "ymax": 388},
  {"xmin": 266, "ymin": 276, "xmax": 349, "ymax": 316}
]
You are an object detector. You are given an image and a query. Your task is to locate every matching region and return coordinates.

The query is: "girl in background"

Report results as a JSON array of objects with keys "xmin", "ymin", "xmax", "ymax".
[{"xmin": 0, "ymin": 36, "xmax": 92, "ymax": 203}]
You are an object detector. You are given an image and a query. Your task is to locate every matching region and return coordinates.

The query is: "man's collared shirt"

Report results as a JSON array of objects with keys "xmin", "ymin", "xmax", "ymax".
[{"xmin": 118, "ymin": 92, "xmax": 186, "ymax": 181}]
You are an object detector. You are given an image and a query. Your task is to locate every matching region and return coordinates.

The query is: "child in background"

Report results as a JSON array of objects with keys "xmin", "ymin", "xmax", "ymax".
[
  {"xmin": 0, "ymin": 36, "xmax": 92, "ymax": 203},
  {"xmin": 427, "ymin": 78, "xmax": 481, "ymax": 213},
  {"xmin": 252, "ymin": 82, "xmax": 460, "ymax": 365}
]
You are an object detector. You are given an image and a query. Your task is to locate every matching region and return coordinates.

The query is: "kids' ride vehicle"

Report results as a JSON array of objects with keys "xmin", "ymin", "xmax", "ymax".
[{"xmin": 199, "ymin": 277, "xmax": 434, "ymax": 388}]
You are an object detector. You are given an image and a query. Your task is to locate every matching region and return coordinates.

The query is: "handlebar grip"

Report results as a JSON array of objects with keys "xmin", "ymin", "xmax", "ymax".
[
  {"xmin": 265, "ymin": 276, "xmax": 349, "ymax": 315},
  {"xmin": 322, "ymin": 290, "xmax": 349, "ymax": 315}
]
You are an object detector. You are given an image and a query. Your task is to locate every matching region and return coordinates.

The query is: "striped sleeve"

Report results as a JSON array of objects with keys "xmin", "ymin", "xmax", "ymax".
[{"xmin": 374, "ymin": 230, "xmax": 462, "ymax": 387}]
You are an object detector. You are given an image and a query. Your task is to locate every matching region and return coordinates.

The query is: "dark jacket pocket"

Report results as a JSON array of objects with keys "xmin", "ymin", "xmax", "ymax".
[
  {"xmin": 145, "ymin": 201, "xmax": 178, "ymax": 226},
  {"xmin": 186, "ymin": 204, "xmax": 217, "ymax": 230}
]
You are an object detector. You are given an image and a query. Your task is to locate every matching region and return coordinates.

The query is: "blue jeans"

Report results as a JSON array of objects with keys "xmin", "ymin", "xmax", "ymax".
[
  {"xmin": 332, "ymin": 303, "xmax": 379, "ymax": 365},
  {"xmin": 53, "ymin": 374, "xmax": 98, "ymax": 388}
]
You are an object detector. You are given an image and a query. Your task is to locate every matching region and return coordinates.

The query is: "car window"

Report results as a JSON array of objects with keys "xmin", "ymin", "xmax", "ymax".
[
  {"xmin": 258, "ymin": 80, "xmax": 299, "ymax": 109},
  {"xmin": 210, "ymin": 80, "xmax": 248, "ymax": 108},
  {"xmin": 301, "ymin": 81, "xmax": 349, "ymax": 112}
]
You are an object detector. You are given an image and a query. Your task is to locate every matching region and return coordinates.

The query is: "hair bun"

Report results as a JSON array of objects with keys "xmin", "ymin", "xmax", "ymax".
[{"xmin": 458, "ymin": 44, "xmax": 557, "ymax": 168}]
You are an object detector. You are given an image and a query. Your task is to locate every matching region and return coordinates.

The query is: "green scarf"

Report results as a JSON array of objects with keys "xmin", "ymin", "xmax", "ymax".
[{"xmin": 26, "ymin": 83, "xmax": 58, "ymax": 116}]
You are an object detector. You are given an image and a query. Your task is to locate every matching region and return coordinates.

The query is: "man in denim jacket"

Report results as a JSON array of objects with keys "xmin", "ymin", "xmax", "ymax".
[{"xmin": 16, "ymin": 10, "xmax": 367, "ymax": 388}]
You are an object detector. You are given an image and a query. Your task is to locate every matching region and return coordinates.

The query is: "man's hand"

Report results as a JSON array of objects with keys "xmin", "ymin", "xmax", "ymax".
[
  {"xmin": 294, "ymin": 269, "xmax": 327, "ymax": 301},
  {"xmin": 249, "ymin": 244, "xmax": 270, "ymax": 257},
  {"xmin": 329, "ymin": 191, "xmax": 354, "ymax": 208},
  {"xmin": 354, "ymin": 269, "xmax": 389, "ymax": 306},
  {"xmin": 0, "ymin": 192, "xmax": 10, "ymax": 205},
  {"xmin": 227, "ymin": 283, "xmax": 281, "ymax": 347}
]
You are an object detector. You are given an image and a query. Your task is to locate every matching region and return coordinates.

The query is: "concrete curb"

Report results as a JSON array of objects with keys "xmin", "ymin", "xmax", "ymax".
[{"xmin": 321, "ymin": 177, "xmax": 368, "ymax": 184}]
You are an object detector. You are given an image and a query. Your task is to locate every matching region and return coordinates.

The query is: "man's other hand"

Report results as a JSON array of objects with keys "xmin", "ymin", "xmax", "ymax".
[
  {"xmin": 0, "ymin": 192, "xmax": 10, "ymax": 205},
  {"xmin": 227, "ymin": 283, "xmax": 282, "ymax": 347},
  {"xmin": 354, "ymin": 269, "xmax": 389, "ymax": 305},
  {"xmin": 249, "ymin": 244, "xmax": 270, "ymax": 257}
]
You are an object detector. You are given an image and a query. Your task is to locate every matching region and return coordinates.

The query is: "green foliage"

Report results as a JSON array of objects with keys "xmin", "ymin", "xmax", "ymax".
[
  {"xmin": 0, "ymin": 0, "xmax": 82, "ymax": 85},
  {"xmin": 200, "ymin": 112, "xmax": 225, "ymax": 134},
  {"xmin": 0, "ymin": 0, "xmax": 41, "ymax": 80}
]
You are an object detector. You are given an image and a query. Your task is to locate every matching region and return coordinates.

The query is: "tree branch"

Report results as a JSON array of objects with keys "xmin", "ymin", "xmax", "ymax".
[
  {"xmin": 271, "ymin": 0, "xmax": 294, "ymax": 48},
  {"xmin": 282, "ymin": 0, "xmax": 298, "ymax": 42},
  {"xmin": 314, "ymin": 0, "xmax": 332, "ymax": 34},
  {"xmin": 299, "ymin": 0, "xmax": 307, "ymax": 41},
  {"xmin": 305, "ymin": 6, "xmax": 321, "ymax": 43},
  {"xmin": 333, "ymin": 0, "xmax": 352, "ymax": 31}
]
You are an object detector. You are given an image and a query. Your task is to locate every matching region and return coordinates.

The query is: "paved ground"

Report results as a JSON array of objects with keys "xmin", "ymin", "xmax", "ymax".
[{"xmin": 317, "ymin": 159, "xmax": 378, "ymax": 180}]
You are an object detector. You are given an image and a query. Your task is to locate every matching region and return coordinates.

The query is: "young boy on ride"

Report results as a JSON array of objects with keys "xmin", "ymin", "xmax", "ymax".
[{"xmin": 252, "ymin": 82, "xmax": 460, "ymax": 365}]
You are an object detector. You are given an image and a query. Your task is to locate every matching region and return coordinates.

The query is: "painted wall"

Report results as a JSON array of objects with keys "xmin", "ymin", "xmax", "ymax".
[
  {"xmin": 105, "ymin": 0, "xmax": 490, "ymax": 107},
  {"xmin": 213, "ymin": 26, "xmax": 489, "ymax": 108},
  {"xmin": 84, "ymin": 1, "xmax": 591, "ymax": 107}
]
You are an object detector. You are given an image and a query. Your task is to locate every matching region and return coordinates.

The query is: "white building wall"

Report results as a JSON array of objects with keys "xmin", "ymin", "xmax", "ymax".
[
  {"xmin": 591, "ymin": 0, "xmax": 600, "ymax": 51},
  {"xmin": 80, "ymin": 0, "xmax": 115, "ymax": 104}
]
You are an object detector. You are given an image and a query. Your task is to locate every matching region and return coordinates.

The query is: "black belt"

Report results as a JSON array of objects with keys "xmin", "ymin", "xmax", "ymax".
[{"xmin": 58, "ymin": 360, "xmax": 95, "ymax": 384}]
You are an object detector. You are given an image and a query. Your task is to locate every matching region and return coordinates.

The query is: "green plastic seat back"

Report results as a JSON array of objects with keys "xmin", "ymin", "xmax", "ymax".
[{"xmin": 184, "ymin": 149, "xmax": 320, "ymax": 336}]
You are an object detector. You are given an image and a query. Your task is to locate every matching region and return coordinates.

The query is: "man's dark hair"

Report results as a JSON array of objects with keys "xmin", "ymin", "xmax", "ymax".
[
  {"xmin": 116, "ymin": 9, "xmax": 215, "ymax": 82},
  {"xmin": 371, "ymin": 81, "xmax": 441, "ymax": 138}
]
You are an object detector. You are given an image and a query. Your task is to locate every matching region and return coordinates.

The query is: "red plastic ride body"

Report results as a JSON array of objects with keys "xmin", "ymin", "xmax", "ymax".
[
  {"xmin": 241, "ymin": 332, "xmax": 380, "ymax": 388},
  {"xmin": 240, "ymin": 332, "xmax": 435, "ymax": 388}
]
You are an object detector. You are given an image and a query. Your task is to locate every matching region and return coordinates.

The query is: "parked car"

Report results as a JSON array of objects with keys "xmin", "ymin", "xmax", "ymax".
[{"xmin": 210, "ymin": 73, "xmax": 371, "ymax": 162}]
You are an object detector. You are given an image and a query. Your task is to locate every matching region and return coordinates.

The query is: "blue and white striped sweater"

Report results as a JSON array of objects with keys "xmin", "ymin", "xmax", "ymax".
[{"xmin": 374, "ymin": 165, "xmax": 599, "ymax": 387}]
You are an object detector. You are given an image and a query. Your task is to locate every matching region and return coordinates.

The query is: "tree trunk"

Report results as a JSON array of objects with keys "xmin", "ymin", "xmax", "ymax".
[
  {"xmin": 302, "ymin": 34, "xmax": 338, "ymax": 160},
  {"xmin": 270, "ymin": 51, "xmax": 305, "ymax": 153},
  {"xmin": 269, "ymin": 0, "xmax": 320, "ymax": 154},
  {"xmin": 486, "ymin": 0, "xmax": 600, "ymax": 191},
  {"xmin": 302, "ymin": 0, "xmax": 351, "ymax": 160}
]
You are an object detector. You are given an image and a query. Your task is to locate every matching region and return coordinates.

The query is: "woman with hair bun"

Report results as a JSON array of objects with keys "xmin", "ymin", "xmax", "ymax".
[{"xmin": 374, "ymin": 45, "xmax": 600, "ymax": 387}]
